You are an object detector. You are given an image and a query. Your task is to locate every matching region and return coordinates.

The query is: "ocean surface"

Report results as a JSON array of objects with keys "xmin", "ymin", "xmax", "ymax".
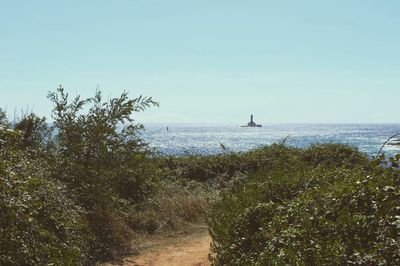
[{"xmin": 142, "ymin": 124, "xmax": 400, "ymax": 157}]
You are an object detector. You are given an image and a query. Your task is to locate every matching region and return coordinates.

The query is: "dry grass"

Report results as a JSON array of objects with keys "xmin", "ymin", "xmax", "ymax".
[
  {"xmin": 128, "ymin": 180, "xmax": 213, "ymax": 235},
  {"xmin": 160, "ymin": 190, "xmax": 209, "ymax": 223}
]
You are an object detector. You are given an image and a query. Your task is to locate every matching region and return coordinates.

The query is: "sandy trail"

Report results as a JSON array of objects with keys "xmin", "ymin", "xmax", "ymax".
[{"xmin": 122, "ymin": 233, "xmax": 211, "ymax": 266}]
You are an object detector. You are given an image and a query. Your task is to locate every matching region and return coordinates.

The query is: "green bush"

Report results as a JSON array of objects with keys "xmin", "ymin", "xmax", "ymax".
[
  {"xmin": 302, "ymin": 143, "xmax": 370, "ymax": 169},
  {"xmin": 208, "ymin": 144, "xmax": 400, "ymax": 265},
  {"xmin": 0, "ymin": 142, "xmax": 90, "ymax": 265},
  {"xmin": 1, "ymin": 86, "xmax": 161, "ymax": 264},
  {"xmin": 46, "ymin": 86, "xmax": 159, "ymax": 260},
  {"xmin": 161, "ymin": 144, "xmax": 305, "ymax": 185}
]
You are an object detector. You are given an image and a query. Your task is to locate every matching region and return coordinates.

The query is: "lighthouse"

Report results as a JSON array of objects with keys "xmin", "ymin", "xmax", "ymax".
[{"xmin": 242, "ymin": 114, "xmax": 262, "ymax": 127}]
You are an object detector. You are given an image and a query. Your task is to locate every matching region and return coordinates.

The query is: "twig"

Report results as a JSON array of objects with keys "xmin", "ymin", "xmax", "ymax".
[
  {"xmin": 279, "ymin": 135, "xmax": 290, "ymax": 146},
  {"xmin": 153, "ymin": 219, "xmax": 171, "ymax": 234},
  {"xmin": 377, "ymin": 132, "xmax": 400, "ymax": 157}
]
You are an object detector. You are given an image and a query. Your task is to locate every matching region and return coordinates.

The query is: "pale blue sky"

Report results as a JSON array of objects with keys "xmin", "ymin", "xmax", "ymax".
[{"xmin": 1, "ymin": 0, "xmax": 399, "ymax": 124}]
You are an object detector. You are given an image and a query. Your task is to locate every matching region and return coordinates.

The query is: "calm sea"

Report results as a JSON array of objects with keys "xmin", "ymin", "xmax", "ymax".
[{"xmin": 142, "ymin": 124, "xmax": 400, "ymax": 157}]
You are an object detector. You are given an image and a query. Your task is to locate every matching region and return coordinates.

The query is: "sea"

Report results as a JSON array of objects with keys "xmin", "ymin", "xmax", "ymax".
[{"xmin": 142, "ymin": 124, "xmax": 400, "ymax": 157}]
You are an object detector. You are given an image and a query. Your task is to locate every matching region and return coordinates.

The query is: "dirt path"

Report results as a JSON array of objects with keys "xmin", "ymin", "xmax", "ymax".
[
  {"xmin": 101, "ymin": 224, "xmax": 212, "ymax": 266},
  {"xmin": 124, "ymin": 233, "xmax": 211, "ymax": 266},
  {"xmin": 113, "ymin": 233, "xmax": 211, "ymax": 266}
]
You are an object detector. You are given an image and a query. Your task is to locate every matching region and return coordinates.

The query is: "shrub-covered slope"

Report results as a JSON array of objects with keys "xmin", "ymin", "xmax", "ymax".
[{"xmin": 208, "ymin": 144, "xmax": 400, "ymax": 265}]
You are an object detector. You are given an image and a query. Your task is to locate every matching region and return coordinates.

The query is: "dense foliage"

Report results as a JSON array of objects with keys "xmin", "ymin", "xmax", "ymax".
[
  {"xmin": 208, "ymin": 144, "xmax": 400, "ymax": 265},
  {"xmin": 0, "ymin": 129, "xmax": 90, "ymax": 265},
  {"xmin": 0, "ymin": 87, "xmax": 161, "ymax": 264}
]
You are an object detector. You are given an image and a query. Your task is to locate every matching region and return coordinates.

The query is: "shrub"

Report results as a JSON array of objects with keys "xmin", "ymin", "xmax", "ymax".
[
  {"xmin": 161, "ymin": 144, "xmax": 304, "ymax": 184},
  {"xmin": 0, "ymin": 141, "xmax": 90, "ymax": 265},
  {"xmin": 208, "ymin": 144, "xmax": 400, "ymax": 265},
  {"xmin": 0, "ymin": 86, "xmax": 160, "ymax": 264},
  {"xmin": 302, "ymin": 143, "xmax": 370, "ymax": 169},
  {"xmin": 46, "ymin": 86, "xmax": 159, "ymax": 259}
]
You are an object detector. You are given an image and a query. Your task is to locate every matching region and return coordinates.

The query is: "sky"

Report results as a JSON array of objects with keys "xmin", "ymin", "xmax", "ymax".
[{"xmin": 0, "ymin": 0, "xmax": 400, "ymax": 124}]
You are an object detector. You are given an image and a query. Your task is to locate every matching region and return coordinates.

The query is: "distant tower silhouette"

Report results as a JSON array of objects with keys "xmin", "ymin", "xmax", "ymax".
[{"xmin": 244, "ymin": 114, "xmax": 261, "ymax": 127}]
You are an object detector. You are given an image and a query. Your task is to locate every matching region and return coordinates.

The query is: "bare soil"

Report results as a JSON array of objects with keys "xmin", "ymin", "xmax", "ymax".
[
  {"xmin": 128, "ymin": 234, "xmax": 211, "ymax": 266},
  {"xmin": 102, "ymin": 224, "xmax": 211, "ymax": 266}
]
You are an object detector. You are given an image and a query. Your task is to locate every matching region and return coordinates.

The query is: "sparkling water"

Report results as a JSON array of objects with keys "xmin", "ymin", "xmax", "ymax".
[{"xmin": 142, "ymin": 124, "xmax": 400, "ymax": 157}]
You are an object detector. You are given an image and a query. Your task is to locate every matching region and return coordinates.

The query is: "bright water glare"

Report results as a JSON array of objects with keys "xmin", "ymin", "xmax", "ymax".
[{"xmin": 142, "ymin": 124, "xmax": 400, "ymax": 157}]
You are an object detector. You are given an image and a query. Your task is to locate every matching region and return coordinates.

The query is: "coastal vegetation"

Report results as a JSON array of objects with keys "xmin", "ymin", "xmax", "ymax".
[
  {"xmin": 1, "ymin": 87, "xmax": 399, "ymax": 265},
  {"xmin": 208, "ymin": 145, "xmax": 400, "ymax": 265},
  {"xmin": 0, "ymin": 87, "xmax": 209, "ymax": 265}
]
